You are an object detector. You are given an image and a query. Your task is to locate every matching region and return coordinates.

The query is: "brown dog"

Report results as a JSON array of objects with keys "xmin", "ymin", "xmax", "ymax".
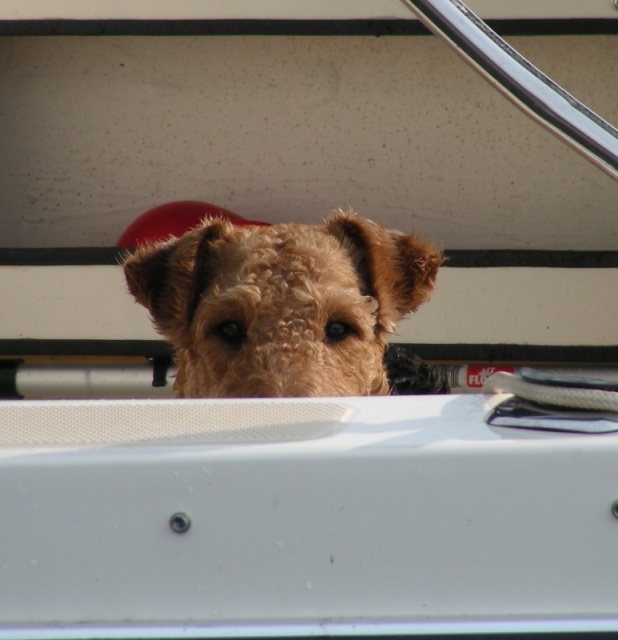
[{"xmin": 124, "ymin": 210, "xmax": 441, "ymax": 398}]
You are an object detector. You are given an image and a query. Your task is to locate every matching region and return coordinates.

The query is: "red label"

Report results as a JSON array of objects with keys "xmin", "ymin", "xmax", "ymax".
[{"xmin": 466, "ymin": 365, "xmax": 515, "ymax": 388}]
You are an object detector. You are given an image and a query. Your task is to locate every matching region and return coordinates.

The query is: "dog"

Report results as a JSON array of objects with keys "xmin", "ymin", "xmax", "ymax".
[{"xmin": 124, "ymin": 210, "xmax": 442, "ymax": 398}]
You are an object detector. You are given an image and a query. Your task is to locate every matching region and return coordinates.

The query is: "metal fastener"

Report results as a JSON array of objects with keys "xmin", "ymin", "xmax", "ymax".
[
  {"xmin": 169, "ymin": 512, "xmax": 191, "ymax": 533},
  {"xmin": 611, "ymin": 500, "xmax": 618, "ymax": 519}
]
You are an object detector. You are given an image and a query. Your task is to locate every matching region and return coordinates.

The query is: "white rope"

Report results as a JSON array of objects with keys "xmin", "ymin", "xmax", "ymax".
[{"xmin": 484, "ymin": 372, "xmax": 618, "ymax": 413}]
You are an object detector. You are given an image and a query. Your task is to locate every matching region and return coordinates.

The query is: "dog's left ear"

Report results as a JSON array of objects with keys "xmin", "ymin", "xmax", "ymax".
[
  {"xmin": 122, "ymin": 218, "xmax": 233, "ymax": 348},
  {"xmin": 325, "ymin": 211, "xmax": 443, "ymax": 334}
]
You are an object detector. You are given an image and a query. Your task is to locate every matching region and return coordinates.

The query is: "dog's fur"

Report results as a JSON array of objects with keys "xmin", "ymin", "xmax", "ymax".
[{"xmin": 124, "ymin": 210, "xmax": 442, "ymax": 398}]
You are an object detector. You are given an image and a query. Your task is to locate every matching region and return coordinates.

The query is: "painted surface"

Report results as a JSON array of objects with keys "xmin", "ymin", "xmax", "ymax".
[
  {"xmin": 1, "ymin": 0, "xmax": 616, "ymax": 20},
  {"xmin": 1, "ymin": 394, "xmax": 618, "ymax": 629},
  {"xmin": 1, "ymin": 264, "xmax": 615, "ymax": 346},
  {"xmin": 0, "ymin": 34, "xmax": 616, "ymax": 249}
]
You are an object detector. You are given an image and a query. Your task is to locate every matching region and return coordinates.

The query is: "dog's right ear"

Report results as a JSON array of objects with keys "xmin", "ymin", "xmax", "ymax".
[
  {"xmin": 325, "ymin": 210, "xmax": 442, "ymax": 336},
  {"xmin": 122, "ymin": 219, "xmax": 232, "ymax": 347}
]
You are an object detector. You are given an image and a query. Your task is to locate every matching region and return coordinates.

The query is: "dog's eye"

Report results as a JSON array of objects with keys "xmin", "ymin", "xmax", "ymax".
[
  {"xmin": 324, "ymin": 321, "xmax": 354, "ymax": 343},
  {"xmin": 215, "ymin": 320, "xmax": 246, "ymax": 346}
]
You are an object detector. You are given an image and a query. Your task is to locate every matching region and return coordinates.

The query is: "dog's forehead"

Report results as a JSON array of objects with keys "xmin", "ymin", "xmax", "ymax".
[
  {"xmin": 236, "ymin": 223, "xmax": 334, "ymax": 251},
  {"xmin": 212, "ymin": 224, "xmax": 360, "ymax": 289}
]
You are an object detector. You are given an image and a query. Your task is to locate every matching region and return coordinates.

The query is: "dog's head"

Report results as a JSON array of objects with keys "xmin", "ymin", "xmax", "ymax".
[{"xmin": 124, "ymin": 210, "xmax": 442, "ymax": 397}]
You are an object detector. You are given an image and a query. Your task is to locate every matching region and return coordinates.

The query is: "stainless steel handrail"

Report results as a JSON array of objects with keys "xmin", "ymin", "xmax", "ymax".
[{"xmin": 401, "ymin": 0, "xmax": 618, "ymax": 181}]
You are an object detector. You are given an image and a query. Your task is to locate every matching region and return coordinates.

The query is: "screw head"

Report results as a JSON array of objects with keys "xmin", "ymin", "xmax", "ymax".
[
  {"xmin": 169, "ymin": 512, "xmax": 191, "ymax": 534},
  {"xmin": 611, "ymin": 501, "xmax": 618, "ymax": 519}
]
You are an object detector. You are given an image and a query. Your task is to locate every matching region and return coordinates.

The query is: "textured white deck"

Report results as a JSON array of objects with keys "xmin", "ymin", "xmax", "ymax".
[{"xmin": 1, "ymin": 394, "xmax": 618, "ymax": 636}]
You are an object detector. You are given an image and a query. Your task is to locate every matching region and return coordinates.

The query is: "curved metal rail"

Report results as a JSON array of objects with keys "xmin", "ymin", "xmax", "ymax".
[{"xmin": 401, "ymin": 0, "xmax": 618, "ymax": 181}]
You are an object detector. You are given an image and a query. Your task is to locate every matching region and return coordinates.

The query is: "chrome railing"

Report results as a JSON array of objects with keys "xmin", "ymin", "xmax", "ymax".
[{"xmin": 401, "ymin": 0, "xmax": 618, "ymax": 181}]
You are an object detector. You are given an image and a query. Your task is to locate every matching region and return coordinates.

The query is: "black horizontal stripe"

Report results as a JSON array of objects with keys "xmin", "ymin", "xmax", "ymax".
[
  {"xmin": 1, "ymin": 339, "xmax": 616, "ymax": 364},
  {"xmin": 443, "ymin": 250, "xmax": 618, "ymax": 268},
  {"xmin": 406, "ymin": 343, "xmax": 618, "ymax": 364},
  {"xmin": 1, "ymin": 18, "xmax": 616, "ymax": 37},
  {"xmin": 2, "ymin": 247, "xmax": 617, "ymax": 268},
  {"xmin": 0, "ymin": 339, "xmax": 174, "ymax": 358},
  {"xmin": 0, "ymin": 247, "xmax": 124, "ymax": 266}
]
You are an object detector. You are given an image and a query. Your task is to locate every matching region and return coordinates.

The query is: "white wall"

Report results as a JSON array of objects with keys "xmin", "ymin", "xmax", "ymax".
[
  {"xmin": 2, "ymin": 264, "xmax": 616, "ymax": 347},
  {"xmin": 1, "ymin": 1, "xmax": 616, "ymax": 20},
  {"xmin": 1, "ymin": 34, "xmax": 616, "ymax": 248}
]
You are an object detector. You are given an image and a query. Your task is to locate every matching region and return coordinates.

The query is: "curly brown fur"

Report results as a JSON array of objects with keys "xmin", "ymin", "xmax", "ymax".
[{"xmin": 124, "ymin": 210, "xmax": 442, "ymax": 398}]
